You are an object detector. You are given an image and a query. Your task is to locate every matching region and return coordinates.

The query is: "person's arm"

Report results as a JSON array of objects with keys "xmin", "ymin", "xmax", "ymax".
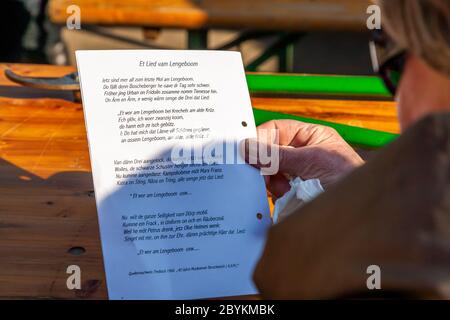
[{"xmin": 247, "ymin": 115, "xmax": 450, "ymax": 299}]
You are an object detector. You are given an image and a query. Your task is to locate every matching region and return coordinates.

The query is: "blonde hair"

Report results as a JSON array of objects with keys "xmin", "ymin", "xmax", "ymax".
[{"xmin": 378, "ymin": 0, "xmax": 450, "ymax": 76}]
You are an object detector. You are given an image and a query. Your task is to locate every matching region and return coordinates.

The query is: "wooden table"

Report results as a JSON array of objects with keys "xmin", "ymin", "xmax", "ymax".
[{"xmin": 0, "ymin": 64, "xmax": 398, "ymax": 299}]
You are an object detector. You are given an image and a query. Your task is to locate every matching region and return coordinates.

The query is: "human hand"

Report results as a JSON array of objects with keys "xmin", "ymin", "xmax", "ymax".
[{"xmin": 244, "ymin": 120, "xmax": 364, "ymax": 199}]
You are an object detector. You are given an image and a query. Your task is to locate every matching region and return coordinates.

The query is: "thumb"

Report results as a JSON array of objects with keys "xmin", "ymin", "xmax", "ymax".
[
  {"xmin": 244, "ymin": 138, "xmax": 304, "ymax": 177},
  {"xmin": 277, "ymin": 145, "xmax": 311, "ymax": 177}
]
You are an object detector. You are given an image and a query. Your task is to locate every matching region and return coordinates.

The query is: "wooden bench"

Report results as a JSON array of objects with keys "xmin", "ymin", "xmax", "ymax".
[
  {"xmin": 49, "ymin": 0, "xmax": 371, "ymax": 31},
  {"xmin": 0, "ymin": 64, "xmax": 398, "ymax": 299},
  {"xmin": 48, "ymin": 0, "xmax": 372, "ymax": 71}
]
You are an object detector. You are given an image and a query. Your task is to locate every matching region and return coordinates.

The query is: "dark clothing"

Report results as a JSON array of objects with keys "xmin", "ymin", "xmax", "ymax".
[
  {"xmin": 255, "ymin": 113, "xmax": 450, "ymax": 299},
  {"xmin": 0, "ymin": 0, "xmax": 31, "ymax": 61}
]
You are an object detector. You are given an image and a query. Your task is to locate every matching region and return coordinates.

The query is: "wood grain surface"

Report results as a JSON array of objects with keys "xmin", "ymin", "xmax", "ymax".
[
  {"xmin": 48, "ymin": 0, "xmax": 371, "ymax": 31},
  {"xmin": 0, "ymin": 64, "xmax": 398, "ymax": 299}
]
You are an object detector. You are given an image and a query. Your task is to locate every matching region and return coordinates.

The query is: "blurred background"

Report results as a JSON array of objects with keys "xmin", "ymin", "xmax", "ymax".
[{"xmin": 0, "ymin": 0, "xmax": 374, "ymax": 75}]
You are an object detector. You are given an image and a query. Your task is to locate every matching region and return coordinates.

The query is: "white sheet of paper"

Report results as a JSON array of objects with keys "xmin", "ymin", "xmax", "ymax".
[{"xmin": 76, "ymin": 50, "xmax": 270, "ymax": 300}]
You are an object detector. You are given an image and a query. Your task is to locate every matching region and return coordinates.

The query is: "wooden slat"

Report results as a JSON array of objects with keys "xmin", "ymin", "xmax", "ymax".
[
  {"xmin": 0, "ymin": 96, "xmax": 399, "ymax": 180},
  {"xmin": 0, "ymin": 64, "xmax": 399, "ymax": 299},
  {"xmin": 48, "ymin": 0, "xmax": 371, "ymax": 31},
  {"xmin": 251, "ymin": 97, "xmax": 399, "ymax": 134}
]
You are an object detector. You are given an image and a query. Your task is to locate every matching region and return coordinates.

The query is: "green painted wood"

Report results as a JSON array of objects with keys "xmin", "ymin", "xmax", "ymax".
[
  {"xmin": 253, "ymin": 108, "xmax": 398, "ymax": 148},
  {"xmin": 246, "ymin": 74, "xmax": 391, "ymax": 97}
]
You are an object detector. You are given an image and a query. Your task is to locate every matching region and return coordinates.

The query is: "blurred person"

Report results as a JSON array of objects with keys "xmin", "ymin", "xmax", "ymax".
[
  {"xmin": 0, "ymin": 0, "xmax": 60, "ymax": 63},
  {"xmin": 246, "ymin": 0, "xmax": 450, "ymax": 299}
]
